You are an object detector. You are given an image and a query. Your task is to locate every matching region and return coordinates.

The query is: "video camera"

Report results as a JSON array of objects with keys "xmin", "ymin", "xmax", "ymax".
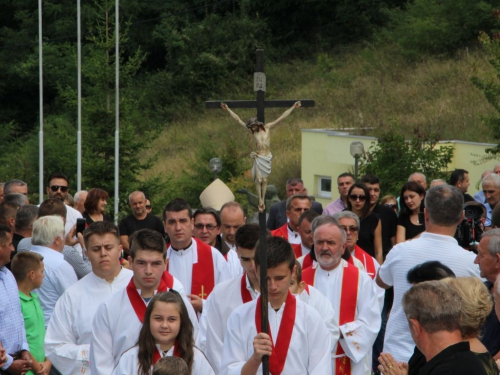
[{"xmin": 454, "ymin": 202, "xmax": 485, "ymax": 250}]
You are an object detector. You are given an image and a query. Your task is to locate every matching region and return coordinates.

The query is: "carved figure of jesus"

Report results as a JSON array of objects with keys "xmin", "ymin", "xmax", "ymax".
[{"xmin": 221, "ymin": 101, "xmax": 301, "ymax": 212}]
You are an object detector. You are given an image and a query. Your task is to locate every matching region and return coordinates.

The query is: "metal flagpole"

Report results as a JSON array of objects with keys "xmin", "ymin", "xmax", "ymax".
[
  {"xmin": 77, "ymin": 0, "xmax": 82, "ymax": 191},
  {"xmin": 114, "ymin": 0, "xmax": 120, "ymax": 223},
  {"xmin": 38, "ymin": 0, "xmax": 44, "ymax": 204}
]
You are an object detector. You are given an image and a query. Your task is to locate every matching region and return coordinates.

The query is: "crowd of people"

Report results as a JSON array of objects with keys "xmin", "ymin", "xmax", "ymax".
[{"xmin": 1, "ymin": 168, "xmax": 500, "ymax": 375}]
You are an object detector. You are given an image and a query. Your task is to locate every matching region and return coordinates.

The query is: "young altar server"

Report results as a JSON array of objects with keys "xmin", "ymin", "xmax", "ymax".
[
  {"xmin": 302, "ymin": 215, "xmax": 381, "ymax": 375},
  {"xmin": 220, "ymin": 236, "xmax": 333, "ymax": 375},
  {"xmin": 90, "ymin": 229, "xmax": 198, "ymax": 375},
  {"xmin": 44, "ymin": 221, "xmax": 132, "ymax": 374},
  {"xmin": 197, "ymin": 224, "xmax": 263, "ymax": 372},
  {"xmin": 113, "ymin": 290, "xmax": 214, "ymax": 375},
  {"xmin": 163, "ymin": 199, "xmax": 230, "ymax": 314}
]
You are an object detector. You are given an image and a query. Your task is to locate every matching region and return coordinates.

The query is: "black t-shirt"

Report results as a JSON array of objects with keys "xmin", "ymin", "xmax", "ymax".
[
  {"xmin": 118, "ymin": 213, "xmax": 165, "ymax": 238},
  {"xmin": 82, "ymin": 212, "xmax": 113, "ymax": 226},
  {"xmin": 419, "ymin": 342, "xmax": 489, "ymax": 375},
  {"xmin": 372, "ymin": 204, "xmax": 398, "ymax": 257},
  {"xmin": 397, "ymin": 214, "xmax": 425, "ymax": 240},
  {"xmin": 356, "ymin": 212, "xmax": 380, "ymax": 258}
]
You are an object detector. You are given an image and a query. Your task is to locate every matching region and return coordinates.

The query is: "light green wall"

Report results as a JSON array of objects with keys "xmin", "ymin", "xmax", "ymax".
[{"xmin": 301, "ymin": 130, "xmax": 499, "ymax": 207}]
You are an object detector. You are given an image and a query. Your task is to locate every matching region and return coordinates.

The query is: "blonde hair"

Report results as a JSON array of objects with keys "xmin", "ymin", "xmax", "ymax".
[{"xmin": 442, "ymin": 277, "xmax": 493, "ymax": 338}]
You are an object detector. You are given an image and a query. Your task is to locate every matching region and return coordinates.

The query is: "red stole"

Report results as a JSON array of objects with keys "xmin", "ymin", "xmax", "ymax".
[
  {"xmin": 152, "ymin": 341, "xmax": 182, "ymax": 365},
  {"xmin": 302, "ymin": 264, "xmax": 360, "ymax": 375},
  {"xmin": 240, "ymin": 273, "xmax": 253, "ymax": 303},
  {"xmin": 271, "ymin": 224, "xmax": 302, "ymax": 258},
  {"xmin": 347, "ymin": 245, "xmax": 376, "ymax": 279},
  {"xmin": 255, "ymin": 292, "xmax": 297, "ymax": 375},
  {"xmin": 302, "ymin": 254, "xmax": 314, "ymax": 270},
  {"xmin": 126, "ymin": 271, "xmax": 175, "ymax": 323},
  {"xmin": 167, "ymin": 238, "xmax": 215, "ymax": 299}
]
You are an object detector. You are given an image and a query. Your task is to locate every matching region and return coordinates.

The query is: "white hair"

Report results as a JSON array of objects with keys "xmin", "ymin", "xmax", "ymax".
[
  {"xmin": 128, "ymin": 191, "xmax": 145, "ymax": 203},
  {"xmin": 32, "ymin": 215, "xmax": 65, "ymax": 246},
  {"xmin": 74, "ymin": 190, "xmax": 88, "ymax": 203},
  {"xmin": 483, "ymin": 174, "xmax": 500, "ymax": 189},
  {"xmin": 408, "ymin": 172, "xmax": 426, "ymax": 182}
]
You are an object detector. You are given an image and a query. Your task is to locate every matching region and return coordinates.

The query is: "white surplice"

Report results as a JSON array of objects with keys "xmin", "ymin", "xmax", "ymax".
[
  {"xmin": 45, "ymin": 268, "xmax": 133, "ymax": 375},
  {"xmin": 112, "ymin": 345, "xmax": 215, "ymax": 375},
  {"xmin": 89, "ymin": 277, "xmax": 199, "ymax": 375},
  {"xmin": 220, "ymin": 297, "xmax": 333, "ymax": 375},
  {"xmin": 166, "ymin": 240, "xmax": 231, "ymax": 296},
  {"xmin": 311, "ymin": 260, "xmax": 381, "ymax": 375},
  {"xmin": 225, "ymin": 249, "xmax": 243, "ymax": 278},
  {"xmin": 197, "ymin": 274, "xmax": 258, "ymax": 373},
  {"xmin": 297, "ymin": 285, "xmax": 340, "ymax": 353}
]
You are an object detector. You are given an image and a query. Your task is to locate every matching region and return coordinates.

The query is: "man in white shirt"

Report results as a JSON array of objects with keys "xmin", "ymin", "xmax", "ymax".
[
  {"xmin": 198, "ymin": 224, "xmax": 261, "ymax": 372},
  {"xmin": 163, "ymin": 198, "xmax": 230, "ymax": 314},
  {"xmin": 303, "ymin": 215, "xmax": 381, "ymax": 375},
  {"xmin": 219, "ymin": 201, "xmax": 246, "ymax": 276},
  {"xmin": 377, "ymin": 184, "xmax": 480, "ymax": 363},
  {"xmin": 30, "ymin": 215, "xmax": 78, "ymax": 326},
  {"xmin": 90, "ymin": 229, "xmax": 197, "ymax": 375},
  {"xmin": 45, "ymin": 221, "xmax": 133, "ymax": 375},
  {"xmin": 46, "ymin": 172, "xmax": 84, "ymax": 252},
  {"xmin": 221, "ymin": 236, "xmax": 332, "ymax": 375}
]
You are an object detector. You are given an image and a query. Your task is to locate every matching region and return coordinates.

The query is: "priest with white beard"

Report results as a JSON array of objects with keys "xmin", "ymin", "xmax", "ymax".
[
  {"xmin": 302, "ymin": 215, "xmax": 381, "ymax": 375},
  {"xmin": 45, "ymin": 222, "xmax": 133, "ymax": 375},
  {"xmin": 90, "ymin": 229, "xmax": 198, "ymax": 375}
]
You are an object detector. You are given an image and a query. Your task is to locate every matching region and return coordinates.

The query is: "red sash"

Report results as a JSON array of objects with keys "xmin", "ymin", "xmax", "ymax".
[
  {"xmin": 167, "ymin": 238, "xmax": 215, "ymax": 299},
  {"xmin": 126, "ymin": 271, "xmax": 175, "ymax": 323},
  {"xmin": 152, "ymin": 341, "xmax": 182, "ymax": 365},
  {"xmin": 302, "ymin": 254, "xmax": 313, "ymax": 269},
  {"xmin": 353, "ymin": 245, "xmax": 376, "ymax": 279},
  {"xmin": 271, "ymin": 224, "xmax": 302, "ymax": 258},
  {"xmin": 240, "ymin": 273, "xmax": 253, "ymax": 303},
  {"xmin": 301, "ymin": 265, "xmax": 360, "ymax": 375},
  {"xmin": 255, "ymin": 292, "xmax": 296, "ymax": 375}
]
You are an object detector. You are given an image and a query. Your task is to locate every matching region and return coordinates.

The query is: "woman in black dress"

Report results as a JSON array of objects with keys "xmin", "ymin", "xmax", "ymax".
[
  {"xmin": 396, "ymin": 181, "xmax": 425, "ymax": 243},
  {"xmin": 82, "ymin": 188, "xmax": 113, "ymax": 225},
  {"xmin": 346, "ymin": 182, "xmax": 383, "ymax": 264}
]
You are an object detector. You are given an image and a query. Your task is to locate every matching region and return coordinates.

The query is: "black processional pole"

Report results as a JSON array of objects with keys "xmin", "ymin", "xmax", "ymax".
[
  {"xmin": 255, "ymin": 50, "xmax": 270, "ymax": 375},
  {"xmin": 205, "ymin": 49, "xmax": 314, "ymax": 375}
]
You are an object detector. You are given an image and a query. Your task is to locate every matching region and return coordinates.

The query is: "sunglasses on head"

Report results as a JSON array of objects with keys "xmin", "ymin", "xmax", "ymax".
[
  {"xmin": 349, "ymin": 194, "xmax": 366, "ymax": 202},
  {"xmin": 384, "ymin": 203, "xmax": 397, "ymax": 209},
  {"xmin": 49, "ymin": 185, "xmax": 69, "ymax": 193}
]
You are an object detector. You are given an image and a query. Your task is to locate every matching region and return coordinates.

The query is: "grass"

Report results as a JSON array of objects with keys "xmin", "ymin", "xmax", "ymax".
[{"xmin": 143, "ymin": 43, "xmax": 499, "ymax": 201}]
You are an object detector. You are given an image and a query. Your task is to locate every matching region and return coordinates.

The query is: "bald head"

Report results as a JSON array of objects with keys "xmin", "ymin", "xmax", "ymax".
[{"xmin": 129, "ymin": 191, "xmax": 147, "ymax": 219}]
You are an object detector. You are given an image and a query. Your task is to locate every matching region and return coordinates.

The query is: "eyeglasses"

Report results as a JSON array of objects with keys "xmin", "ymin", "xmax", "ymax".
[
  {"xmin": 49, "ymin": 185, "xmax": 69, "ymax": 193},
  {"xmin": 145, "ymin": 205, "xmax": 152, "ymax": 209},
  {"xmin": 384, "ymin": 204, "xmax": 397, "ymax": 209},
  {"xmin": 340, "ymin": 226, "xmax": 358, "ymax": 233},
  {"xmin": 348, "ymin": 194, "xmax": 366, "ymax": 202},
  {"xmin": 194, "ymin": 223, "xmax": 219, "ymax": 231}
]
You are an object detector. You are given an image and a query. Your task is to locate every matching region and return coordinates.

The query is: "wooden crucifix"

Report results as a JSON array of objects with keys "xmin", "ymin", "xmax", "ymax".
[{"xmin": 206, "ymin": 49, "xmax": 314, "ymax": 375}]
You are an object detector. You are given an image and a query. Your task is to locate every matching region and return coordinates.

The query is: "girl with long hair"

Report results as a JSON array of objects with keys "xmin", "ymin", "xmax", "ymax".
[
  {"xmin": 113, "ymin": 291, "xmax": 214, "ymax": 375},
  {"xmin": 396, "ymin": 182, "xmax": 426, "ymax": 243},
  {"xmin": 346, "ymin": 182, "xmax": 383, "ymax": 264}
]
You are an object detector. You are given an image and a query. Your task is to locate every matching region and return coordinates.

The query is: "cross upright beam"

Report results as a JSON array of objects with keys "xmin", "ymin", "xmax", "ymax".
[{"xmin": 205, "ymin": 49, "xmax": 314, "ymax": 375}]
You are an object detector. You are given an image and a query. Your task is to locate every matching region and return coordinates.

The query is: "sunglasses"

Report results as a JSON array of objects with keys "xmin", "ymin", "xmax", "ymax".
[
  {"xmin": 145, "ymin": 205, "xmax": 152, "ymax": 209},
  {"xmin": 194, "ymin": 224, "xmax": 219, "ymax": 231},
  {"xmin": 348, "ymin": 194, "xmax": 366, "ymax": 202},
  {"xmin": 340, "ymin": 226, "xmax": 358, "ymax": 233},
  {"xmin": 49, "ymin": 185, "xmax": 69, "ymax": 193}
]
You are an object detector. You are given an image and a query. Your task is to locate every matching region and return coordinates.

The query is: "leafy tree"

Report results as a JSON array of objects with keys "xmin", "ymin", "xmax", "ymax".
[
  {"xmin": 381, "ymin": 0, "xmax": 497, "ymax": 59},
  {"xmin": 359, "ymin": 121, "xmax": 454, "ymax": 195}
]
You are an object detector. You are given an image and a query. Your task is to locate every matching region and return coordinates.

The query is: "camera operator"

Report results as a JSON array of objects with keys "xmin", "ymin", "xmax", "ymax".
[{"xmin": 454, "ymin": 201, "xmax": 486, "ymax": 251}]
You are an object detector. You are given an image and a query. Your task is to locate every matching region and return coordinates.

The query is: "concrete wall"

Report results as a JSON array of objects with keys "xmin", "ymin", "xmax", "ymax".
[{"xmin": 301, "ymin": 129, "xmax": 498, "ymax": 207}]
